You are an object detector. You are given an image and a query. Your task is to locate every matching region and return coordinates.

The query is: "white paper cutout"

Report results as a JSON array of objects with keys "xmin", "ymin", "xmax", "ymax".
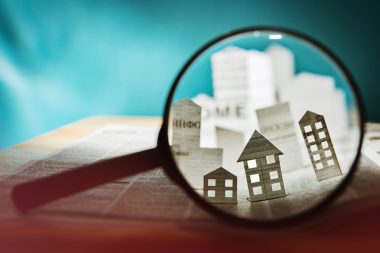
[
  {"xmin": 256, "ymin": 102, "xmax": 304, "ymax": 172},
  {"xmin": 171, "ymin": 99, "xmax": 223, "ymax": 190},
  {"xmin": 237, "ymin": 130, "xmax": 287, "ymax": 202},
  {"xmin": 299, "ymin": 111, "xmax": 342, "ymax": 181}
]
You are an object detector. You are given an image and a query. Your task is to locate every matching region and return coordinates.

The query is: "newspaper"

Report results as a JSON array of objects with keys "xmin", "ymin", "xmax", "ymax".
[
  {"xmin": 362, "ymin": 122, "xmax": 380, "ymax": 166},
  {"xmin": 0, "ymin": 123, "xmax": 379, "ymax": 225},
  {"xmin": 0, "ymin": 125, "xmax": 212, "ymax": 223}
]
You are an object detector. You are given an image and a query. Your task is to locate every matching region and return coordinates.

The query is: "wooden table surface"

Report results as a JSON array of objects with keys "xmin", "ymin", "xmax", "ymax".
[
  {"xmin": 1, "ymin": 116, "xmax": 380, "ymax": 253},
  {"xmin": 11, "ymin": 116, "xmax": 161, "ymax": 154}
]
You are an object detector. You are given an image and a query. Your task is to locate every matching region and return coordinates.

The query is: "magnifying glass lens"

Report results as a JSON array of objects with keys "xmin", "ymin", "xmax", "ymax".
[{"xmin": 167, "ymin": 30, "xmax": 361, "ymax": 221}]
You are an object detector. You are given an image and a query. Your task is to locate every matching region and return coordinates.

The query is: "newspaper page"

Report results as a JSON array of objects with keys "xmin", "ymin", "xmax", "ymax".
[
  {"xmin": 0, "ymin": 125, "xmax": 212, "ymax": 224},
  {"xmin": 0, "ymin": 123, "xmax": 379, "ymax": 225},
  {"xmin": 362, "ymin": 122, "xmax": 380, "ymax": 166}
]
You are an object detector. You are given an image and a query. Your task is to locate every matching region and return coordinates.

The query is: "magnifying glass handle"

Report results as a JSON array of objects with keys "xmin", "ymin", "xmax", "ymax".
[{"xmin": 12, "ymin": 147, "xmax": 162, "ymax": 213}]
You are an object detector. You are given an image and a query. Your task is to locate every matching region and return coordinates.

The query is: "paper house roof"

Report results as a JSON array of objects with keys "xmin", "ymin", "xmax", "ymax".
[
  {"xmin": 299, "ymin": 110, "xmax": 322, "ymax": 124},
  {"xmin": 237, "ymin": 130, "xmax": 283, "ymax": 162},
  {"xmin": 204, "ymin": 167, "xmax": 236, "ymax": 179}
]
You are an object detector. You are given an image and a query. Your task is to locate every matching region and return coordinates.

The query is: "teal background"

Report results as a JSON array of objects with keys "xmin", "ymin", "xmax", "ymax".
[
  {"xmin": 172, "ymin": 31, "xmax": 356, "ymax": 108},
  {"xmin": 0, "ymin": 0, "xmax": 379, "ymax": 148}
]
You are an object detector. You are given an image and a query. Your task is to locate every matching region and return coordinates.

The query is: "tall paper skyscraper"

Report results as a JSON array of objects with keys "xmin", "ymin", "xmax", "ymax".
[
  {"xmin": 211, "ymin": 46, "xmax": 276, "ymax": 110},
  {"xmin": 282, "ymin": 73, "xmax": 348, "ymax": 139},
  {"xmin": 256, "ymin": 102, "xmax": 304, "ymax": 172},
  {"xmin": 266, "ymin": 44, "xmax": 294, "ymax": 101}
]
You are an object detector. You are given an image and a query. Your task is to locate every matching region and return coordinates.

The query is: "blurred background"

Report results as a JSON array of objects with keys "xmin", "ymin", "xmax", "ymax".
[{"xmin": 0, "ymin": 0, "xmax": 379, "ymax": 148}]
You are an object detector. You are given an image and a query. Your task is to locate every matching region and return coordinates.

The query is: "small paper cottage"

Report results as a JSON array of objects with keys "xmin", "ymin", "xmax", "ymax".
[
  {"xmin": 237, "ymin": 130, "xmax": 286, "ymax": 202},
  {"xmin": 203, "ymin": 167, "xmax": 237, "ymax": 204}
]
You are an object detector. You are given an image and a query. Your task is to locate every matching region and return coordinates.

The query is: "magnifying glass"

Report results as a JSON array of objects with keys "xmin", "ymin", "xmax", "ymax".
[{"xmin": 11, "ymin": 27, "xmax": 364, "ymax": 226}]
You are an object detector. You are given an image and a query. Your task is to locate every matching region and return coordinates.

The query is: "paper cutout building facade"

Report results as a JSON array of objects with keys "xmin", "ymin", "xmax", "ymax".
[
  {"xmin": 171, "ymin": 99, "xmax": 223, "ymax": 189},
  {"xmin": 211, "ymin": 46, "xmax": 275, "ymax": 106},
  {"xmin": 256, "ymin": 102, "xmax": 303, "ymax": 172},
  {"xmin": 237, "ymin": 130, "xmax": 286, "ymax": 202},
  {"xmin": 203, "ymin": 167, "xmax": 237, "ymax": 204},
  {"xmin": 171, "ymin": 99, "xmax": 201, "ymax": 148},
  {"xmin": 299, "ymin": 111, "xmax": 342, "ymax": 181}
]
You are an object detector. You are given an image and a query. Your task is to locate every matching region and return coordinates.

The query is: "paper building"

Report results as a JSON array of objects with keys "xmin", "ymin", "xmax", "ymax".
[
  {"xmin": 237, "ymin": 130, "xmax": 286, "ymax": 202},
  {"xmin": 171, "ymin": 99, "xmax": 223, "ymax": 189},
  {"xmin": 192, "ymin": 93, "xmax": 252, "ymax": 147},
  {"xmin": 256, "ymin": 102, "xmax": 304, "ymax": 172},
  {"xmin": 266, "ymin": 44, "xmax": 294, "ymax": 101},
  {"xmin": 211, "ymin": 46, "xmax": 276, "ymax": 109},
  {"xmin": 282, "ymin": 73, "xmax": 348, "ymax": 139},
  {"xmin": 267, "ymin": 44, "xmax": 349, "ymax": 138},
  {"xmin": 203, "ymin": 167, "xmax": 237, "ymax": 204},
  {"xmin": 299, "ymin": 111, "xmax": 342, "ymax": 181}
]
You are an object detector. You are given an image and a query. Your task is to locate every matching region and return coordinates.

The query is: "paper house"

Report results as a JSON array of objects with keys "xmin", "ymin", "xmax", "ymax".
[
  {"xmin": 266, "ymin": 44, "xmax": 294, "ymax": 101},
  {"xmin": 203, "ymin": 167, "xmax": 237, "ymax": 204},
  {"xmin": 237, "ymin": 130, "xmax": 286, "ymax": 202},
  {"xmin": 282, "ymin": 73, "xmax": 348, "ymax": 139},
  {"xmin": 211, "ymin": 46, "xmax": 276, "ymax": 108},
  {"xmin": 299, "ymin": 110, "xmax": 342, "ymax": 181}
]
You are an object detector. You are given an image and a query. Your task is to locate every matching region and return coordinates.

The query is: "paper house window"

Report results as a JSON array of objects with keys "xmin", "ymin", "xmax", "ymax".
[
  {"xmin": 253, "ymin": 186, "xmax": 263, "ymax": 195},
  {"xmin": 225, "ymin": 190, "xmax": 233, "ymax": 198},
  {"xmin": 304, "ymin": 125, "xmax": 312, "ymax": 132},
  {"xmin": 324, "ymin": 150, "xmax": 332, "ymax": 157},
  {"xmin": 271, "ymin": 182, "xmax": 281, "ymax": 191},
  {"xmin": 316, "ymin": 162, "xmax": 324, "ymax": 170},
  {"xmin": 238, "ymin": 130, "xmax": 286, "ymax": 202},
  {"xmin": 318, "ymin": 131, "xmax": 326, "ymax": 139},
  {"xmin": 225, "ymin": 179, "xmax": 233, "ymax": 187},
  {"xmin": 315, "ymin": 121, "xmax": 323, "ymax": 129},
  {"xmin": 327, "ymin": 159, "xmax": 334, "ymax": 166},
  {"xmin": 208, "ymin": 190, "xmax": 215, "ymax": 197},
  {"xmin": 299, "ymin": 111, "xmax": 342, "ymax": 181},
  {"xmin": 307, "ymin": 135, "xmax": 315, "ymax": 143},
  {"xmin": 208, "ymin": 179, "xmax": 216, "ymax": 186},
  {"xmin": 250, "ymin": 174, "xmax": 260, "ymax": 183},
  {"xmin": 269, "ymin": 171, "xmax": 279, "ymax": 179},
  {"xmin": 266, "ymin": 154, "xmax": 276, "ymax": 164},
  {"xmin": 247, "ymin": 159, "xmax": 257, "ymax": 168},
  {"xmin": 203, "ymin": 167, "xmax": 237, "ymax": 204},
  {"xmin": 322, "ymin": 141, "xmax": 329, "ymax": 149}
]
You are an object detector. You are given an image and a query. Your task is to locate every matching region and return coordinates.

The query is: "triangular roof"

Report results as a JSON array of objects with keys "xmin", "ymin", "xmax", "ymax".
[
  {"xmin": 173, "ymin": 98, "xmax": 200, "ymax": 109},
  {"xmin": 299, "ymin": 110, "xmax": 322, "ymax": 124},
  {"xmin": 237, "ymin": 130, "xmax": 283, "ymax": 162},
  {"xmin": 205, "ymin": 167, "xmax": 236, "ymax": 178}
]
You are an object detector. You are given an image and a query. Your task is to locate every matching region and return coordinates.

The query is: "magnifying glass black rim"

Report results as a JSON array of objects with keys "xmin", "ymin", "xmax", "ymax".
[{"xmin": 157, "ymin": 26, "xmax": 365, "ymax": 228}]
